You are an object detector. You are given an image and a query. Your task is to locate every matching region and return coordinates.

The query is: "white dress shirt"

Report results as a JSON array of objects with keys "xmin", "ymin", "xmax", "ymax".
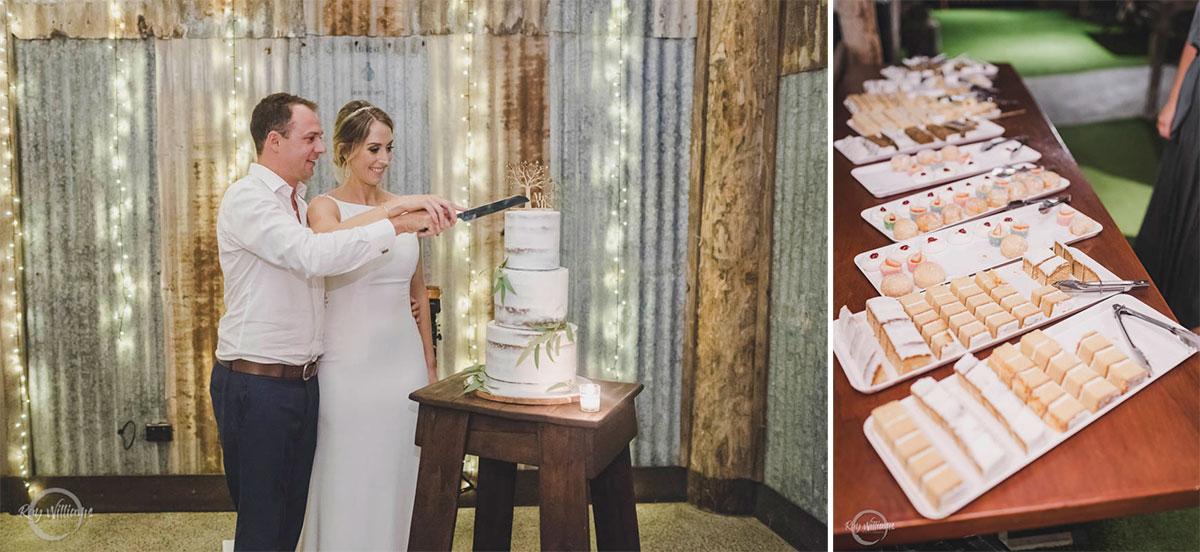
[{"xmin": 215, "ymin": 163, "xmax": 395, "ymax": 365}]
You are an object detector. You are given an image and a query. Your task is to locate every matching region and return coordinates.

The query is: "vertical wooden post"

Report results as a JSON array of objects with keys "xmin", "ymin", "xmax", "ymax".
[
  {"xmin": 835, "ymin": 0, "xmax": 883, "ymax": 66},
  {"xmin": 684, "ymin": 0, "xmax": 783, "ymax": 515}
]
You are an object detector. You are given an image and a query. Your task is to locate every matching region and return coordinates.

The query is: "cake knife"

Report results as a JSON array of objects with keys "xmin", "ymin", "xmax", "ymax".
[{"xmin": 458, "ymin": 195, "xmax": 530, "ymax": 222}]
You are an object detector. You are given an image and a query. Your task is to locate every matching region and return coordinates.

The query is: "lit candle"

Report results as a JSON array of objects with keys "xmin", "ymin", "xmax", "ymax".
[{"xmin": 579, "ymin": 383, "xmax": 601, "ymax": 413}]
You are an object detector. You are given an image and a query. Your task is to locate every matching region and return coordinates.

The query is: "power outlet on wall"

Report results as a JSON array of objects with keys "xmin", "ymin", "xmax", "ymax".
[{"xmin": 145, "ymin": 423, "xmax": 173, "ymax": 442}]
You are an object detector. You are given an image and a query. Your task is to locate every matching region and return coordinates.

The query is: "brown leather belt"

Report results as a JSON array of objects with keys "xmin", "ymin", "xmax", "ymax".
[{"xmin": 218, "ymin": 358, "xmax": 318, "ymax": 380}]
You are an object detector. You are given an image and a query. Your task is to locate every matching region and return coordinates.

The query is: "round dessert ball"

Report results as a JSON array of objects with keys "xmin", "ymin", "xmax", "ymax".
[
  {"xmin": 893, "ymin": 218, "xmax": 919, "ymax": 240},
  {"xmin": 912, "ymin": 262, "xmax": 946, "ymax": 288},
  {"xmin": 881, "ymin": 273, "xmax": 915, "ymax": 297},
  {"xmin": 1000, "ymin": 234, "xmax": 1028, "ymax": 258},
  {"xmin": 940, "ymin": 144, "xmax": 960, "ymax": 162},
  {"xmin": 1041, "ymin": 170, "xmax": 1062, "ymax": 189},
  {"xmin": 1007, "ymin": 180, "xmax": 1028, "ymax": 201},
  {"xmin": 987, "ymin": 187, "xmax": 1009, "ymax": 207},
  {"xmin": 964, "ymin": 197, "xmax": 988, "ymax": 215},
  {"xmin": 916, "ymin": 149, "xmax": 938, "ymax": 166},
  {"xmin": 916, "ymin": 211, "xmax": 942, "ymax": 233},
  {"xmin": 941, "ymin": 203, "xmax": 965, "ymax": 225},
  {"xmin": 1070, "ymin": 215, "xmax": 1095, "ymax": 236},
  {"xmin": 890, "ymin": 154, "xmax": 911, "ymax": 172}
]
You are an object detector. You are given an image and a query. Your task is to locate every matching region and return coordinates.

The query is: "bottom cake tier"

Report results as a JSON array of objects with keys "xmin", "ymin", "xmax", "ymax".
[{"xmin": 485, "ymin": 320, "xmax": 578, "ymax": 395}]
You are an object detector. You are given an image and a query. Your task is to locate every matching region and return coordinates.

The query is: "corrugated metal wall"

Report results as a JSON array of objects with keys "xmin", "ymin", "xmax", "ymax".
[
  {"xmin": 549, "ymin": 0, "xmax": 693, "ymax": 467},
  {"xmin": 764, "ymin": 68, "xmax": 828, "ymax": 522},
  {"xmin": 14, "ymin": 0, "xmax": 699, "ymax": 475},
  {"xmin": 18, "ymin": 38, "xmax": 168, "ymax": 475}
]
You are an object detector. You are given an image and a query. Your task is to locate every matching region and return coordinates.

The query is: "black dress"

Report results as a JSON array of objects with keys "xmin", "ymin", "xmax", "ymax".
[{"xmin": 1134, "ymin": 8, "xmax": 1200, "ymax": 328}]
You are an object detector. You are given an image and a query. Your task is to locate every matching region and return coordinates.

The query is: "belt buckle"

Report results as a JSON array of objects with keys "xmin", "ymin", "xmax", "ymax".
[{"xmin": 301, "ymin": 359, "xmax": 318, "ymax": 380}]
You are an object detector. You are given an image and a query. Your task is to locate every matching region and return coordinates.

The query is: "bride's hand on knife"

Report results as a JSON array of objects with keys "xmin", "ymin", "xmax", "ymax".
[{"xmin": 383, "ymin": 195, "xmax": 465, "ymax": 228}]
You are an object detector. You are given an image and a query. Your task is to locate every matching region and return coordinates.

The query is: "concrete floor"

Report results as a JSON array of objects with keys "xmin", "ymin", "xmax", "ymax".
[{"xmin": 0, "ymin": 502, "xmax": 795, "ymax": 551}]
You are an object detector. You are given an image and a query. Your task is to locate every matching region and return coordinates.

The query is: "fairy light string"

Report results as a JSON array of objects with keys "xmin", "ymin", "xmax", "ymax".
[{"xmin": 0, "ymin": 2, "xmax": 32, "ymax": 495}]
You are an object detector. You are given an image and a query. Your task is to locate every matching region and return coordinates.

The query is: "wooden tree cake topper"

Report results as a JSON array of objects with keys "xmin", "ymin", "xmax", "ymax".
[{"xmin": 506, "ymin": 160, "xmax": 555, "ymax": 209}]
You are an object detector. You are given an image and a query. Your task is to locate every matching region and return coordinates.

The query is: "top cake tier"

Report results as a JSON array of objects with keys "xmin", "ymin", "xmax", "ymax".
[{"xmin": 505, "ymin": 209, "xmax": 561, "ymax": 270}]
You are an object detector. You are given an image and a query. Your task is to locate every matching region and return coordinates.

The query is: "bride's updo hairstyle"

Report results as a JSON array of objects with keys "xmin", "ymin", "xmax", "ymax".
[{"xmin": 332, "ymin": 100, "xmax": 395, "ymax": 174}]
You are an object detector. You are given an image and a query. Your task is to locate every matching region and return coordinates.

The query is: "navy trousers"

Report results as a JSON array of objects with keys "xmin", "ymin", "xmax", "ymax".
[{"xmin": 210, "ymin": 360, "xmax": 319, "ymax": 551}]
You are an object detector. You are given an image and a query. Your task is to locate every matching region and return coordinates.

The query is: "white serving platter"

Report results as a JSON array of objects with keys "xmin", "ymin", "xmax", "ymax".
[
  {"xmin": 864, "ymin": 294, "xmax": 1196, "ymax": 519},
  {"xmin": 858, "ymin": 169, "xmax": 1071, "ymax": 242},
  {"xmin": 834, "ymin": 246, "xmax": 1117, "ymax": 394},
  {"xmin": 835, "ymin": 119, "xmax": 1006, "ymax": 166},
  {"xmin": 853, "ymin": 202, "xmax": 1099, "ymax": 295},
  {"xmin": 845, "ymin": 108, "xmax": 1003, "ymax": 139},
  {"xmin": 851, "ymin": 140, "xmax": 1042, "ymax": 198}
]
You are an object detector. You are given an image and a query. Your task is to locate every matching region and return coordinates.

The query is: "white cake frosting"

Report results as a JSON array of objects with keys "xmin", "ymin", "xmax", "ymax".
[
  {"xmin": 504, "ymin": 209, "xmax": 561, "ymax": 270},
  {"xmin": 882, "ymin": 321, "xmax": 933, "ymax": 360},
  {"xmin": 483, "ymin": 208, "xmax": 578, "ymax": 398},
  {"xmin": 484, "ymin": 321, "xmax": 577, "ymax": 389},
  {"xmin": 866, "ymin": 296, "xmax": 909, "ymax": 324},
  {"xmin": 495, "ymin": 267, "xmax": 568, "ymax": 329}
]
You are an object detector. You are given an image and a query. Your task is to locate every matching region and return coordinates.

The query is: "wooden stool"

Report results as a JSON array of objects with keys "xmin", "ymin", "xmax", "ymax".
[{"xmin": 408, "ymin": 372, "xmax": 644, "ymax": 551}]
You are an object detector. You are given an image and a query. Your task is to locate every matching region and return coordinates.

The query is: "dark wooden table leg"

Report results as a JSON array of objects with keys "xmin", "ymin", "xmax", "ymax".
[
  {"xmin": 408, "ymin": 406, "xmax": 469, "ymax": 551},
  {"xmin": 589, "ymin": 445, "xmax": 641, "ymax": 551},
  {"xmin": 473, "ymin": 457, "xmax": 517, "ymax": 551},
  {"xmin": 538, "ymin": 424, "xmax": 591, "ymax": 551}
]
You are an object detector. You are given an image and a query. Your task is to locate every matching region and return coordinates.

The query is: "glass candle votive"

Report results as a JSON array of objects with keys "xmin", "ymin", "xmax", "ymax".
[{"xmin": 579, "ymin": 383, "xmax": 601, "ymax": 412}]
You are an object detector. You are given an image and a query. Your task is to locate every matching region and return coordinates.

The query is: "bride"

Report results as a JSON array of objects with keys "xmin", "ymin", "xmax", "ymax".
[{"xmin": 298, "ymin": 100, "xmax": 459, "ymax": 550}]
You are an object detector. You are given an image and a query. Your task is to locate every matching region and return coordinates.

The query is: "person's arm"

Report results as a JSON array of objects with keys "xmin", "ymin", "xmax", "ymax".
[
  {"xmin": 1158, "ymin": 42, "xmax": 1198, "ymax": 138},
  {"xmin": 410, "ymin": 255, "xmax": 438, "ymax": 384}
]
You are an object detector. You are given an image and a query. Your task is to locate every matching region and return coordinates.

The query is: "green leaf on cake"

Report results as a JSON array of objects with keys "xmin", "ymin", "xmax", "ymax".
[
  {"xmin": 516, "ymin": 321, "xmax": 573, "ymax": 370},
  {"xmin": 459, "ymin": 364, "xmax": 496, "ymax": 396},
  {"xmin": 546, "ymin": 381, "xmax": 572, "ymax": 394},
  {"xmin": 492, "ymin": 258, "xmax": 516, "ymax": 303}
]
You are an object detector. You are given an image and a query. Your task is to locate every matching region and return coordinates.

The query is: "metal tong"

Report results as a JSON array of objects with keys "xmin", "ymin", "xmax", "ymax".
[
  {"xmin": 1053, "ymin": 279, "xmax": 1148, "ymax": 293},
  {"xmin": 998, "ymin": 194, "xmax": 1070, "ymax": 214},
  {"xmin": 981, "ymin": 135, "xmax": 1028, "ymax": 157},
  {"xmin": 1112, "ymin": 304, "xmax": 1200, "ymax": 374}
]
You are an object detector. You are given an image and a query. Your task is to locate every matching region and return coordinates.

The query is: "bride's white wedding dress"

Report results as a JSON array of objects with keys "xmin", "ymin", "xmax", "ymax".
[{"xmin": 299, "ymin": 197, "xmax": 427, "ymax": 551}]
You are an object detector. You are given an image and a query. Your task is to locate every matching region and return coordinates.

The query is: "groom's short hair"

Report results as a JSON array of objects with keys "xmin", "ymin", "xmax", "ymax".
[{"xmin": 250, "ymin": 93, "xmax": 319, "ymax": 155}]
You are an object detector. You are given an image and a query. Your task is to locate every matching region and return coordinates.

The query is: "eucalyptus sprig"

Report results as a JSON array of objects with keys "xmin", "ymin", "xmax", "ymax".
[
  {"xmin": 516, "ymin": 321, "xmax": 575, "ymax": 370},
  {"xmin": 460, "ymin": 363, "xmax": 495, "ymax": 396},
  {"xmin": 546, "ymin": 380, "xmax": 573, "ymax": 394},
  {"xmin": 492, "ymin": 257, "xmax": 516, "ymax": 303}
]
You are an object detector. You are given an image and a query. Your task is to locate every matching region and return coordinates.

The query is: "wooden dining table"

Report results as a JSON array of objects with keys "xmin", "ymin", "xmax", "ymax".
[{"xmin": 832, "ymin": 63, "xmax": 1200, "ymax": 548}]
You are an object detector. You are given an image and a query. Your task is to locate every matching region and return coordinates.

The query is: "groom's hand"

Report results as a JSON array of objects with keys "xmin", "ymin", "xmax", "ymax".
[{"xmin": 389, "ymin": 210, "xmax": 452, "ymax": 237}]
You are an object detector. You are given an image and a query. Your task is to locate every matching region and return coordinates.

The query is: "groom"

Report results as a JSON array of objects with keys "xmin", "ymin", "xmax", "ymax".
[{"xmin": 210, "ymin": 92, "xmax": 456, "ymax": 551}]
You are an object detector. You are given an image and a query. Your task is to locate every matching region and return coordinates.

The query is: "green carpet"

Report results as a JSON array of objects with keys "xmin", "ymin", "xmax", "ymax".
[
  {"xmin": 0, "ymin": 503, "xmax": 796, "ymax": 551},
  {"xmin": 1057, "ymin": 118, "xmax": 1162, "ymax": 238},
  {"xmin": 931, "ymin": 9, "xmax": 1148, "ymax": 77},
  {"xmin": 1065, "ymin": 507, "xmax": 1200, "ymax": 551}
]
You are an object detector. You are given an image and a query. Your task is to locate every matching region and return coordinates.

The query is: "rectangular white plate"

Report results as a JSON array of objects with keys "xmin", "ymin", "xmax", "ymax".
[
  {"xmin": 853, "ymin": 202, "xmax": 1100, "ymax": 295},
  {"xmin": 851, "ymin": 140, "xmax": 1043, "ymax": 198},
  {"xmin": 834, "ymin": 246, "xmax": 1117, "ymax": 394},
  {"xmin": 845, "ymin": 109, "xmax": 1003, "ymax": 138},
  {"xmin": 859, "ymin": 170, "xmax": 1071, "ymax": 242},
  {"xmin": 864, "ymin": 294, "xmax": 1196, "ymax": 519},
  {"xmin": 835, "ymin": 119, "xmax": 1006, "ymax": 166}
]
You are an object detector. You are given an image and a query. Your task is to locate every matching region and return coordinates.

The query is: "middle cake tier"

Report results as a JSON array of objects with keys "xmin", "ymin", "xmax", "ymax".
[{"xmin": 495, "ymin": 267, "xmax": 568, "ymax": 329}]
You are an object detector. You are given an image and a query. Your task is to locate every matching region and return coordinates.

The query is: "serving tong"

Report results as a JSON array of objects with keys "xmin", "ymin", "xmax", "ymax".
[
  {"xmin": 995, "ymin": 193, "xmax": 1070, "ymax": 215},
  {"xmin": 1111, "ymin": 304, "xmax": 1200, "ymax": 374},
  {"xmin": 1052, "ymin": 278, "xmax": 1147, "ymax": 293},
  {"xmin": 980, "ymin": 135, "xmax": 1028, "ymax": 157}
]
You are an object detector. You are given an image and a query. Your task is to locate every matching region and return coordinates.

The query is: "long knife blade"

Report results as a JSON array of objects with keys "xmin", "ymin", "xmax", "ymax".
[{"xmin": 459, "ymin": 195, "xmax": 529, "ymax": 222}]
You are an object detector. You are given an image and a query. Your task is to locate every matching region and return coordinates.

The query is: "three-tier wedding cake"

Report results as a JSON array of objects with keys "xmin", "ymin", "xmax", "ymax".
[{"xmin": 478, "ymin": 162, "xmax": 579, "ymax": 401}]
